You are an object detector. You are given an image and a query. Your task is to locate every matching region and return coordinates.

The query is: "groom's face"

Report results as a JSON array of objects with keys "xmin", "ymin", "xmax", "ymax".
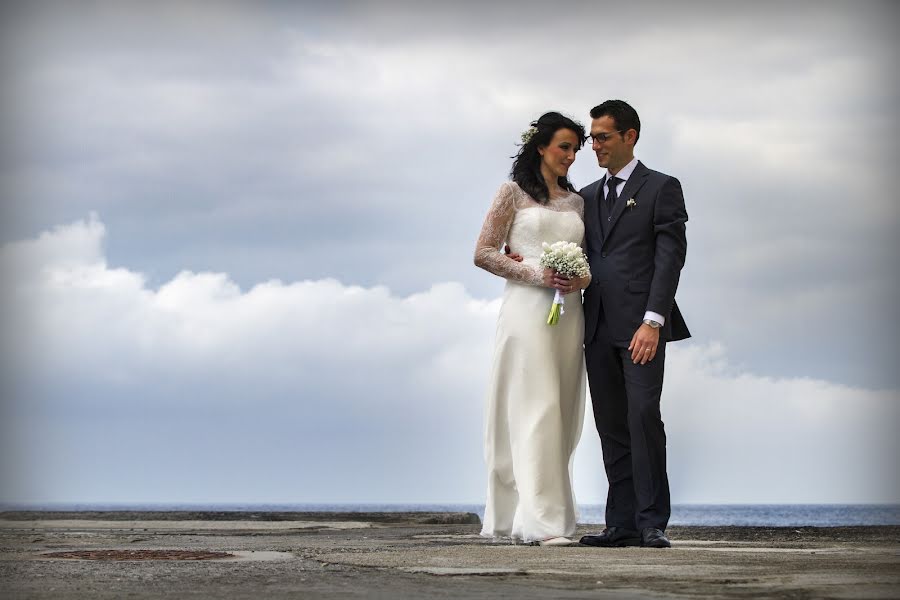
[{"xmin": 591, "ymin": 115, "xmax": 634, "ymax": 173}]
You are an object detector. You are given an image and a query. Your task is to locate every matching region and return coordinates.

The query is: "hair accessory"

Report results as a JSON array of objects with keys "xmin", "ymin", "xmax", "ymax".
[{"xmin": 520, "ymin": 126, "xmax": 538, "ymax": 145}]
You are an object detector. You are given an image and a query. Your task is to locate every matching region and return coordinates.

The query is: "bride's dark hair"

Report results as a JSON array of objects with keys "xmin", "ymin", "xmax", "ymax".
[{"xmin": 511, "ymin": 112, "xmax": 587, "ymax": 203}]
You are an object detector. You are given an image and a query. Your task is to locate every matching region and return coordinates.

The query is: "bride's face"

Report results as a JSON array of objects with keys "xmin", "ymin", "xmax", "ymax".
[{"xmin": 538, "ymin": 128, "xmax": 579, "ymax": 179}]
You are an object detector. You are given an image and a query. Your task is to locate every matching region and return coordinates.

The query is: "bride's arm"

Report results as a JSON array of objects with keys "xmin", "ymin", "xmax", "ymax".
[{"xmin": 474, "ymin": 183, "xmax": 545, "ymax": 286}]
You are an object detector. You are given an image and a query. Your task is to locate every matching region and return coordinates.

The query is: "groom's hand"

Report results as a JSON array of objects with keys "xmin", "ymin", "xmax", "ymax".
[
  {"xmin": 629, "ymin": 325, "xmax": 660, "ymax": 364},
  {"xmin": 503, "ymin": 245, "xmax": 523, "ymax": 262}
]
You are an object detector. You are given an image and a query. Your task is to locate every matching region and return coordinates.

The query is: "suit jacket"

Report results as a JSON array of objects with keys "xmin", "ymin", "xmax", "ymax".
[{"xmin": 580, "ymin": 161, "xmax": 690, "ymax": 345}]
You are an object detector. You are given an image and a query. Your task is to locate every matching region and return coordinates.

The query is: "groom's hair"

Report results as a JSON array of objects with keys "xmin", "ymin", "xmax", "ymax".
[{"xmin": 590, "ymin": 100, "xmax": 641, "ymax": 144}]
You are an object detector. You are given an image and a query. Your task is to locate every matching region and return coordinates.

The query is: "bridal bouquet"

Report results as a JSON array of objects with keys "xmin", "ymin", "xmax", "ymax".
[{"xmin": 539, "ymin": 241, "xmax": 590, "ymax": 325}]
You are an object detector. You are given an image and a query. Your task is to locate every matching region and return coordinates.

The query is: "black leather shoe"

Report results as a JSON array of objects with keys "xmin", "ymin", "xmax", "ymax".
[
  {"xmin": 579, "ymin": 527, "xmax": 641, "ymax": 547},
  {"xmin": 641, "ymin": 527, "xmax": 671, "ymax": 548}
]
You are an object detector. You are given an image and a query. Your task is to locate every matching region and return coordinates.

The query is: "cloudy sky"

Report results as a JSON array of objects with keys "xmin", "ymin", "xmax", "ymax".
[{"xmin": 1, "ymin": 1, "xmax": 898, "ymax": 506}]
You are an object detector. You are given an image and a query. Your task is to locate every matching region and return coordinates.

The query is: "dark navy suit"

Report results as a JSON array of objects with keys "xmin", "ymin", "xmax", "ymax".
[{"xmin": 580, "ymin": 160, "xmax": 689, "ymax": 532}]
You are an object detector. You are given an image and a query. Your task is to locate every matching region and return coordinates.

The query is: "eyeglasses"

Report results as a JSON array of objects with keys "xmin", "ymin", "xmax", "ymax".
[{"xmin": 590, "ymin": 130, "xmax": 624, "ymax": 144}]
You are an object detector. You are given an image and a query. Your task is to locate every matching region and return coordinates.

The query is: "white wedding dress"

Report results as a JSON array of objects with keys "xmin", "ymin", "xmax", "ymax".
[{"xmin": 474, "ymin": 181, "xmax": 588, "ymax": 542}]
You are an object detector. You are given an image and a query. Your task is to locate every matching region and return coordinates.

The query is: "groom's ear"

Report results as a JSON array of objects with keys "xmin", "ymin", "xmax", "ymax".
[{"xmin": 624, "ymin": 129, "xmax": 638, "ymax": 146}]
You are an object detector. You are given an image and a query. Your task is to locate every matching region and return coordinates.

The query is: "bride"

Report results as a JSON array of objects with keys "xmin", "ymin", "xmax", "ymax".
[{"xmin": 474, "ymin": 112, "xmax": 590, "ymax": 545}]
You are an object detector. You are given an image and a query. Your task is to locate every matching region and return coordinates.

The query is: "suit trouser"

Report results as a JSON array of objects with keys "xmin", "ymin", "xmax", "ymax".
[{"xmin": 585, "ymin": 319, "xmax": 670, "ymax": 532}]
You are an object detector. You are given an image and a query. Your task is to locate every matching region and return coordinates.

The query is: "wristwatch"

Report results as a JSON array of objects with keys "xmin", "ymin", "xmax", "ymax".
[{"xmin": 642, "ymin": 318, "xmax": 662, "ymax": 329}]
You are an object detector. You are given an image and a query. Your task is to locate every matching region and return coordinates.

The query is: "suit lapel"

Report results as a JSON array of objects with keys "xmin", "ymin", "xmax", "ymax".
[{"xmin": 603, "ymin": 161, "xmax": 649, "ymax": 248}]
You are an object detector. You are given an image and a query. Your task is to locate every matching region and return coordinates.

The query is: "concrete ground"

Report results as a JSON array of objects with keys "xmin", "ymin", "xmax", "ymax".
[{"xmin": 1, "ymin": 512, "xmax": 898, "ymax": 599}]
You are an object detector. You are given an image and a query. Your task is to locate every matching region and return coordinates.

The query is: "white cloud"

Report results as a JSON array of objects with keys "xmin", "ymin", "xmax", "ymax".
[
  {"xmin": 2, "ymin": 216, "xmax": 897, "ymax": 504},
  {"xmin": 5, "ymin": 2, "xmax": 897, "ymax": 392},
  {"xmin": 1, "ymin": 1, "xmax": 898, "ymax": 505}
]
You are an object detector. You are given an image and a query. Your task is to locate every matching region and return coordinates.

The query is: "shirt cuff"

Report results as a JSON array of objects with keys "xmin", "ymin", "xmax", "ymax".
[{"xmin": 643, "ymin": 311, "xmax": 665, "ymax": 326}]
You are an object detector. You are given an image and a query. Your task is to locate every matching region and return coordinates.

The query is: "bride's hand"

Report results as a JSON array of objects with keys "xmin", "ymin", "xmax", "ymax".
[
  {"xmin": 553, "ymin": 273, "xmax": 589, "ymax": 295},
  {"xmin": 571, "ymin": 275, "xmax": 590, "ymax": 292},
  {"xmin": 542, "ymin": 268, "xmax": 558, "ymax": 288},
  {"xmin": 546, "ymin": 270, "xmax": 576, "ymax": 294}
]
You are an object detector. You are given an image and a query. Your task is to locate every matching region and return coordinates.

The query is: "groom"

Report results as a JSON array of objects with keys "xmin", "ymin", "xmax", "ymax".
[{"xmin": 576, "ymin": 100, "xmax": 690, "ymax": 549}]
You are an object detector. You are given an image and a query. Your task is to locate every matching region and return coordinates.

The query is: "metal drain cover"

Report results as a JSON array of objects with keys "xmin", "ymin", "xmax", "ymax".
[{"xmin": 43, "ymin": 550, "xmax": 235, "ymax": 561}]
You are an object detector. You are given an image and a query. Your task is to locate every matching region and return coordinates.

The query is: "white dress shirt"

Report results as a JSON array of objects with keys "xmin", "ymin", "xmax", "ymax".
[{"xmin": 604, "ymin": 157, "xmax": 666, "ymax": 327}]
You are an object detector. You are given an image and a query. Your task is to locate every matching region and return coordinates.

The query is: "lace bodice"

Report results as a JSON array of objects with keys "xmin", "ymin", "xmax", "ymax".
[{"xmin": 474, "ymin": 181, "xmax": 590, "ymax": 286}]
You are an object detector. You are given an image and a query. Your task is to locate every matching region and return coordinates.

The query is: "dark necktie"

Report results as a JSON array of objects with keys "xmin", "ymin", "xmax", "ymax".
[{"xmin": 606, "ymin": 176, "xmax": 621, "ymax": 210}]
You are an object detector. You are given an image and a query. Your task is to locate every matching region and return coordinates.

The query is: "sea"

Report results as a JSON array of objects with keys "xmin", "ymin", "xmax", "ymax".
[{"xmin": 3, "ymin": 504, "xmax": 899, "ymax": 527}]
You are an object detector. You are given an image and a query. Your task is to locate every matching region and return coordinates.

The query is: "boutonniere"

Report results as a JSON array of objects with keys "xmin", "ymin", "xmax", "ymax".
[{"xmin": 626, "ymin": 198, "xmax": 637, "ymax": 210}]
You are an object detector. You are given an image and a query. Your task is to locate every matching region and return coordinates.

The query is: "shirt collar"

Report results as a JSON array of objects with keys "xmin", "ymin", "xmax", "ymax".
[{"xmin": 606, "ymin": 156, "xmax": 639, "ymax": 185}]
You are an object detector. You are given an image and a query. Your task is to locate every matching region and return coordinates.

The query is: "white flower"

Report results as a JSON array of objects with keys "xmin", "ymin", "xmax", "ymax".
[
  {"xmin": 520, "ymin": 126, "xmax": 538, "ymax": 145},
  {"xmin": 626, "ymin": 198, "xmax": 637, "ymax": 209},
  {"xmin": 539, "ymin": 240, "xmax": 590, "ymax": 325},
  {"xmin": 538, "ymin": 240, "xmax": 590, "ymax": 278}
]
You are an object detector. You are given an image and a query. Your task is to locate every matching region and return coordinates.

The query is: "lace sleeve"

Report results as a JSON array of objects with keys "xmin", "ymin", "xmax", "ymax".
[{"xmin": 473, "ymin": 182, "xmax": 544, "ymax": 286}]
